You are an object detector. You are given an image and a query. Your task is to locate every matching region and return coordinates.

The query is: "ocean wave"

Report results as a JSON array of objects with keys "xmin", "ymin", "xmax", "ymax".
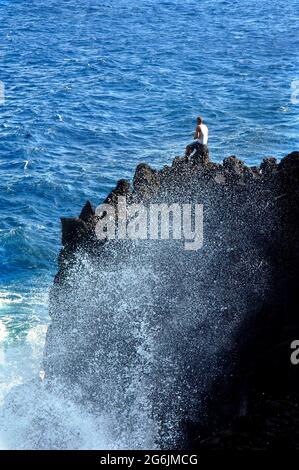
[{"xmin": 0, "ymin": 292, "xmax": 23, "ymax": 307}]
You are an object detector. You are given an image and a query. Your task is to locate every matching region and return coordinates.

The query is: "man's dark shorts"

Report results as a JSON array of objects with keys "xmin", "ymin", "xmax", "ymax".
[{"xmin": 186, "ymin": 142, "xmax": 209, "ymax": 163}]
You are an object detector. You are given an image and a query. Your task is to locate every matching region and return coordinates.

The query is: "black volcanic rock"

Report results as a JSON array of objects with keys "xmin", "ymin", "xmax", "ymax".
[
  {"xmin": 133, "ymin": 163, "xmax": 160, "ymax": 200},
  {"xmin": 104, "ymin": 178, "xmax": 131, "ymax": 206},
  {"xmin": 44, "ymin": 150, "xmax": 299, "ymax": 449},
  {"xmin": 61, "ymin": 217, "xmax": 89, "ymax": 248},
  {"xmin": 79, "ymin": 201, "xmax": 95, "ymax": 222}
]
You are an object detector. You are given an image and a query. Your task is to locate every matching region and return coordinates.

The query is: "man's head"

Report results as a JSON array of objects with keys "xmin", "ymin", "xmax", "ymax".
[{"xmin": 197, "ymin": 116, "xmax": 203, "ymax": 125}]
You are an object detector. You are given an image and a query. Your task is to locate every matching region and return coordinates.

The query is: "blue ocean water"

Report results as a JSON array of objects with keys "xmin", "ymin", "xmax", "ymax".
[{"xmin": 0, "ymin": 0, "xmax": 298, "ymax": 436}]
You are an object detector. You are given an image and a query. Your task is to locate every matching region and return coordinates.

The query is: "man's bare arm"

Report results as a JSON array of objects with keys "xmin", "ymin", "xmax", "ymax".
[{"xmin": 194, "ymin": 125, "xmax": 200, "ymax": 139}]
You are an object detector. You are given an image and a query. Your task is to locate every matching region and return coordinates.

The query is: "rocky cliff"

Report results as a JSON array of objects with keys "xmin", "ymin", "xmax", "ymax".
[{"xmin": 43, "ymin": 149, "xmax": 299, "ymax": 449}]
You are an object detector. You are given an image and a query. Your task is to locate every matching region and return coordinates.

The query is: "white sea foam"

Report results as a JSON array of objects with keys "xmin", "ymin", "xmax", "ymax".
[
  {"xmin": 0, "ymin": 316, "xmax": 152, "ymax": 449},
  {"xmin": 0, "ymin": 381, "xmax": 113, "ymax": 450},
  {"xmin": 0, "ymin": 320, "xmax": 8, "ymax": 365},
  {"xmin": 0, "ymin": 288, "xmax": 51, "ymax": 448},
  {"xmin": 0, "ymin": 292, "xmax": 23, "ymax": 307},
  {"xmin": 0, "ymin": 289, "xmax": 138, "ymax": 449},
  {"xmin": 0, "ymin": 321, "xmax": 47, "ymax": 404}
]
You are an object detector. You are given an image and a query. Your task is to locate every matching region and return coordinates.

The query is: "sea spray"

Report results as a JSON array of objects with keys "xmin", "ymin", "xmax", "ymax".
[
  {"xmin": 0, "ymin": 320, "xmax": 7, "ymax": 366},
  {"xmin": 0, "ymin": 381, "xmax": 112, "ymax": 450},
  {"xmin": 41, "ymin": 151, "xmax": 286, "ymax": 448},
  {"xmin": 44, "ymin": 249, "xmax": 161, "ymax": 449},
  {"xmin": 43, "ymin": 236, "xmax": 251, "ymax": 448}
]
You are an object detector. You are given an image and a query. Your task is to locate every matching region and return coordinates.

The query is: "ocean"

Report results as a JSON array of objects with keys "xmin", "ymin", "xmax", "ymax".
[{"xmin": 0, "ymin": 0, "xmax": 298, "ymax": 449}]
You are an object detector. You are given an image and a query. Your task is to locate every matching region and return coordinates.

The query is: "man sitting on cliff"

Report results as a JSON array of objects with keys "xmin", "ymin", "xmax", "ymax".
[{"xmin": 185, "ymin": 116, "xmax": 209, "ymax": 162}]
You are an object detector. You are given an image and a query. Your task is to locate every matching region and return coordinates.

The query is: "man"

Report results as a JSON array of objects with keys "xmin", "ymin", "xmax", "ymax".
[{"xmin": 185, "ymin": 116, "xmax": 209, "ymax": 159}]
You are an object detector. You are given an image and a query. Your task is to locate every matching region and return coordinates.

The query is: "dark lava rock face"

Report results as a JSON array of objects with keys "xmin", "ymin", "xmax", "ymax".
[{"xmin": 43, "ymin": 149, "xmax": 299, "ymax": 449}]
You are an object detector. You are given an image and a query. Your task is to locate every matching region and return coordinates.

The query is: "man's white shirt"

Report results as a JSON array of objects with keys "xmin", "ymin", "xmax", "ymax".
[{"xmin": 195, "ymin": 124, "xmax": 208, "ymax": 145}]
